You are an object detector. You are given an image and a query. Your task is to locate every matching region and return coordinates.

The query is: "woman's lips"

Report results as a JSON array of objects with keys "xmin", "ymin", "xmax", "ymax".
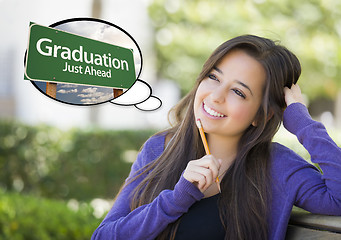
[{"xmin": 202, "ymin": 102, "xmax": 226, "ymax": 118}]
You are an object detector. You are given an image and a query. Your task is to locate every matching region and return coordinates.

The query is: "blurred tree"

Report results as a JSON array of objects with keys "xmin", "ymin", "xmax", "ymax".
[
  {"xmin": 148, "ymin": 0, "xmax": 341, "ymax": 102},
  {"xmin": 0, "ymin": 120, "xmax": 154, "ymax": 201}
]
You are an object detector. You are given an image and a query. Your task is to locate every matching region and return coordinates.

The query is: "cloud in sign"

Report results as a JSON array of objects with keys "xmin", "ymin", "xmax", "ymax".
[{"xmin": 58, "ymin": 89, "xmax": 78, "ymax": 94}]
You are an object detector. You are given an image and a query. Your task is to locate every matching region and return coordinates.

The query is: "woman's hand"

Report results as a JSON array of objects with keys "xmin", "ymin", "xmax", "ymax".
[
  {"xmin": 284, "ymin": 84, "xmax": 306, "ymax": 107},
  {"xmin": 183, "ymin": 155, "xmax": 222, "ymax": 193}
]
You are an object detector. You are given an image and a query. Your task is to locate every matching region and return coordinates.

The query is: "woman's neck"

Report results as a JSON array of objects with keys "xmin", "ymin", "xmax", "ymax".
[{"xmin": 207, "ymin": 133, "xmax": 239, "ymax": 169}]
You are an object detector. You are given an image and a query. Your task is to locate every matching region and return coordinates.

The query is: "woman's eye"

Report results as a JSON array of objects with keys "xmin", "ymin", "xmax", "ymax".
[
  {"xmin": 208, "ymin": 74, "xmax": 219, "ymax": 81},
  {"xmin": 233, "ymin": 89, "xmax": 246, "ymax": 99}
]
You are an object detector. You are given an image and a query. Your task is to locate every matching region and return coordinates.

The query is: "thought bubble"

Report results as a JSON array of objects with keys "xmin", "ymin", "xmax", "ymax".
[
  {"xmin": 111, "ymin": 79, "xmax": 150, "ymax": 105},
  {"xmin": 135, "ymin": 96, "xmax": 162, "ymax": 111},
  {"xmin": 111, "ymin": 79, "xmax": 162, "ymax": 111},
  {"xmin": 25, "ymin": 18, "xmax": 162, "ymax": 110}
]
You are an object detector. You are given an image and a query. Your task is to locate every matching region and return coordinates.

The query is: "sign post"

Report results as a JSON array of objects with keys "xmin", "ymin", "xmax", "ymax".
[
  {"xmin": 113, "ymin": 89, "xmax": 123, "ymax": 98},
  {"xmin": 46, "ymin": 82, "xmax": 57, "ymax": 98}
]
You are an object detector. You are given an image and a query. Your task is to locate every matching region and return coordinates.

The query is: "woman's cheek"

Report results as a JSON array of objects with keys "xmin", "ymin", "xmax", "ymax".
[{"xmin": 231, "ymin": 103, "xmax": 255, "ymax": 123}]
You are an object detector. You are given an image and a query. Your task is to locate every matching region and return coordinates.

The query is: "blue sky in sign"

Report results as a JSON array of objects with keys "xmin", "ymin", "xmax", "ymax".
[{"xmin": 34, "ymin": 81, "xmax": 114, "ymax": 105}]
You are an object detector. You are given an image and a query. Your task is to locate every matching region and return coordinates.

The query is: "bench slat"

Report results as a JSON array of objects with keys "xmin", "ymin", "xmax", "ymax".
[
  {"xmin": 286, "ymin": 225, "xmax": 341, "ymax": 239},
  {"xmin": 290, "ymin": 212, "xmax": 341, "ymax": 233}
]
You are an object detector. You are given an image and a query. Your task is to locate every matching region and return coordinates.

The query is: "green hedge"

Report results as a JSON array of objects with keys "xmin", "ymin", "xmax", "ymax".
[
  {"xmin": 0, "ymin": 189, "xmax": 100, "ymax": 240},
  {"xmin": 1, "ymin": 119, "xmax": 340, "ymax": 202},
  {"xmin": 0, "ymin": 120, "xmax": 155, "ymax": 201}
]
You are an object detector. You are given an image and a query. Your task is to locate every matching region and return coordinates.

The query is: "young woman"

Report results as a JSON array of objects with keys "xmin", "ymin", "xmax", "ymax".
[{"xmin": 91, "ymin": 35, "xmax": 341, "ymax": 240}]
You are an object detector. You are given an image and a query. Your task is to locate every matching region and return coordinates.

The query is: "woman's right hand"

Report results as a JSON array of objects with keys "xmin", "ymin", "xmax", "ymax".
[
  {"xmin": 284, "ymin": 84, "xmax": 306, "ymax": 107},
  {"xmin": 183, "ymin": 155, "xmax": 222, "ymax": 193}
]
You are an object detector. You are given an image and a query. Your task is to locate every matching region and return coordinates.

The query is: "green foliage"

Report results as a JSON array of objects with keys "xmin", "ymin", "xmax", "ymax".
[
  {"xmin": 148, "ymin": 0, "xmax": 341, "ymax": 99},
  {"xmin": 0, "ymin": 119, "xmax": 155, "ymax": 201},
  {"xmin": 0, "ymin": 189, "xmax": 100, "ymax": 240}
]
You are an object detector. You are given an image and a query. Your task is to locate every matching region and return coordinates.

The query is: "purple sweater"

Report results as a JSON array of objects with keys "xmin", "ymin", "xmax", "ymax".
[{"xmin": 91, "ymin": 103, "xmax": 341, "ymax": 240}]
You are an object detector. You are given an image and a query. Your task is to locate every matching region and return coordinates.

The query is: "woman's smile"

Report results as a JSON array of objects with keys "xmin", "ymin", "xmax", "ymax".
[{"xmin": 202, "ymin": 101, "xmax": 227, "ymax": 118}]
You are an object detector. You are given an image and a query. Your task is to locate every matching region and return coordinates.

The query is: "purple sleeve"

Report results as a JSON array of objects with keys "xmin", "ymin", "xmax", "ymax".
[
  {"xmin": 282, "ymin": 102, "xmax": 341, "ymax": 214},
  {"xmin": 91, "ymin": 135, "xmax": 204, "ymax": 240}
]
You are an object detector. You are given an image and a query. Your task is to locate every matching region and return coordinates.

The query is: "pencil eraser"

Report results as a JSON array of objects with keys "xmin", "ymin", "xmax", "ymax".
[{"xmin": 196, "ymin": 118, "xmax": 202, "ymax": 128}]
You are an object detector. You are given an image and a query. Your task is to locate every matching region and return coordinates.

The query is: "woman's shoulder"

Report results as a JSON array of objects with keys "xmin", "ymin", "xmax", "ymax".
[
  {"xmin": 271, "ymin": 142, "xmax": 293, "ymax": 156},
  {"xmin": 270, "ymin": 142, "xmax": 316, "ymax": 173},
  {"xmin": 130, "ymin": 133, "xmax": 167, "ymax": 174},
  {"xmin": 270, "ymin": 142, "xmax": 304, "ymax": 163},
  {"xmin": 145, "ymin": 130, "xmax": 176, "ymax": 149},
  {"xmin": 142, "ymin": 132, "xmax": 167, "ymax": 158}
]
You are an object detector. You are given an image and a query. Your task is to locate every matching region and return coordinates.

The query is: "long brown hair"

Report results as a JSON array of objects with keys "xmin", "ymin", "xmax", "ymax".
[{"xmin": 129, "ymin": 35, "xmax": 301, "ymax": 239}]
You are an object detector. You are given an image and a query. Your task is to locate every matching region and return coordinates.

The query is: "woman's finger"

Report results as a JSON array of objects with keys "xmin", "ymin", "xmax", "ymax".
[
  {"xmin": 183, "ymin": 155, "xmax": 221, "ymax": 192},
  {"xmin": 284, "ymin": 84, "xmax": 305, "ymax": 107},
  {"xmin": 184, "ymin": 170, "xmax": 207, "ymax": 191},
  {"xmin": 190, "ymin": 155, "xmax": 220, "ymax": 179},
  {"xmin": 184, "ymin": 164, "xmax": 212, "ymax": 185}
]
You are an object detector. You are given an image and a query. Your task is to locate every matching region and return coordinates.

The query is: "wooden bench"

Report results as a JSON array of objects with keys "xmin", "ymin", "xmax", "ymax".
[{"xmin": 286, "ymin": 208, "xmax": 341, "ymax": 239}]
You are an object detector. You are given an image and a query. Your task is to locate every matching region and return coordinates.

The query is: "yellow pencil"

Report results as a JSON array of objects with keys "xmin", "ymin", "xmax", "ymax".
[{"xmin": 196, "ymin": 118, "xmax": 221, "ymax": 193}]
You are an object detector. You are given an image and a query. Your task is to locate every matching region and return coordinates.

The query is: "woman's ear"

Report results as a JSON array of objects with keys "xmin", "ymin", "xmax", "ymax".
[
  {"xmin": 251, "ymin": 110, "xmax": 273, "ymax": 127},
  {"xmin": 266, "ymin": 110, "xmax": 274, "ymax": 122}
]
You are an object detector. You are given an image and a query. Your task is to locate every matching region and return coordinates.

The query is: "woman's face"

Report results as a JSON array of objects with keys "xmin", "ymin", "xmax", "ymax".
[{"xmin": 194, "ymin": 49, "xmax": 266, "ymax": 140}]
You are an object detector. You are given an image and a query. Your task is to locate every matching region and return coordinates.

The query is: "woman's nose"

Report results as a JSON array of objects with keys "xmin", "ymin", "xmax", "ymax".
[{"xmin": 210, "ymin": 86, "xmax": 226, "ymax": 104}]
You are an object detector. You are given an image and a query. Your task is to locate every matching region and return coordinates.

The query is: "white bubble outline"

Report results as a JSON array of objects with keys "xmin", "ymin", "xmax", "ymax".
[
  {"xmin": 134, "ymin": 95, "xmax": 162, "ymax": 111},
  {"xmin": 110, "ymin": 79, "xmax": 162, "ymax": 111}
]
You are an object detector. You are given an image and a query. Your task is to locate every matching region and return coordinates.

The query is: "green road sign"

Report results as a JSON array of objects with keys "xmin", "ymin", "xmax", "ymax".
[{"xmin": 24, "ymin": 22, "xmax": 136, "ymax": 89}]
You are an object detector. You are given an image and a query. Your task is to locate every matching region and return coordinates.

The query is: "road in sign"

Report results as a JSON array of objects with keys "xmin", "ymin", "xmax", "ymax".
[{"xmin": 24, "ymin": 22, "xmax": 136, "ymax": 89}]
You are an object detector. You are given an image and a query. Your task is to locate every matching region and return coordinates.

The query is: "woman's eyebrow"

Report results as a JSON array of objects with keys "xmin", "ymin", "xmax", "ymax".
[
  {"xmin": 213, "ymin": 66, "xmax": 254, "ymax": 96},
  {"xmin": 234, "ymin": 80, "xmax": 253, "ymax": 96},
  {"xmin": 213, "ymin": 66, "xmax": 223, "ymax": 74}
]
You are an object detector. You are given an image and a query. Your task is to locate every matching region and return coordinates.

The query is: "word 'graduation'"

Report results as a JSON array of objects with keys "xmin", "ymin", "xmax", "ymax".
[{"xmin": 36, "ymin": 38, "xmax": 130, "ymax": 71}]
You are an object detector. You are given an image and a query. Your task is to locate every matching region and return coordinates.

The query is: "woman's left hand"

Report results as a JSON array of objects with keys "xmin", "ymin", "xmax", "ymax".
[{"xmin": 284, "ymin": 84, "xmax": 305, "ymax": 107}]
